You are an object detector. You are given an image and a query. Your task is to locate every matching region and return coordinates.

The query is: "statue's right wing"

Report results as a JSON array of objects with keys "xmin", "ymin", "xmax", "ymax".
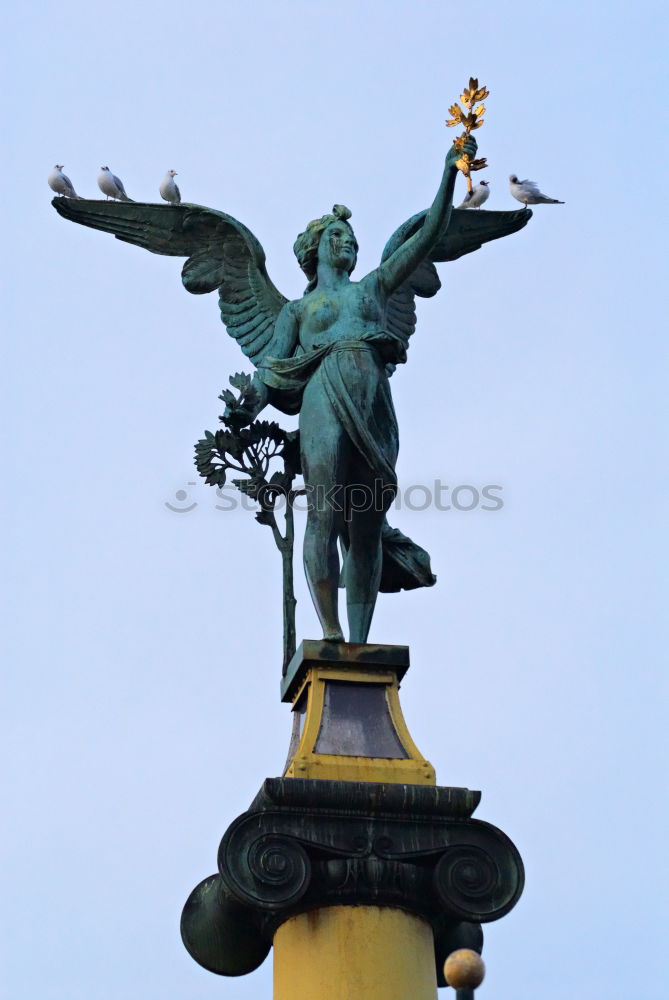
[{"xmin": 52, "ymin": 198, "xmax": 288, "ymax": 368}]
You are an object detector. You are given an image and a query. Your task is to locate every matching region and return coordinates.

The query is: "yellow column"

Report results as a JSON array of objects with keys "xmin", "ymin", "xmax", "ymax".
[{"xmin": 274, "ymin": 905, "xmax": 437, "ymax": 1000}]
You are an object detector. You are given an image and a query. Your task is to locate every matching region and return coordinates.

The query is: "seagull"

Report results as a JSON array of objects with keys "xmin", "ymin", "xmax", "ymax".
[
  {"xmin": 509, "ymin": 174, "xmax": 564, "ymax": 208},
  {"xmin": 457, "ymin": 180, "xmax": 490, "ymax": 209},
  {"xmin": 48, "ymin": 165, "xmax": 80, "ymax": 199},
  {"xmin": 97, "ymin": 166, "xmax": 132, "ymax": 202},
  {"xmin": 159, "ymin": 169, "xmax": 181, "ymax": 205}
]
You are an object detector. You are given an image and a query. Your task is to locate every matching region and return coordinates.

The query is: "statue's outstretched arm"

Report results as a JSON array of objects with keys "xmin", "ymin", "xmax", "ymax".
[{"xmin": 376, "ymin": 136, "xmax": 477, "ymax": 295}]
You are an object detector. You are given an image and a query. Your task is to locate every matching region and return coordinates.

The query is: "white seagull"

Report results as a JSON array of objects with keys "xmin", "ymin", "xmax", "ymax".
[
  {"xmin": 457, "ymin": 180, "xmax": 490, "ymax": 210},
  {"xmin": 48, "ymin": 165, "xmax": 80, "ymax": 199},
  {"xmin": 159, "ymin": 169, "xmax": 181, "ymax": 205},
  {"xmin": 509, "ymin": 174, "xmax": 564, "ymax": 208},
  {"xmin": 97, "ymin": 166, "xmax": 132, "ymax": 202}
]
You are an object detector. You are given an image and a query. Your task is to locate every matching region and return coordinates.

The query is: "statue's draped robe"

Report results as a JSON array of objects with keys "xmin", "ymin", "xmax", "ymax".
[{"xmin": 258, "ymin": 332, "xmax": 436, "ymax": 593}]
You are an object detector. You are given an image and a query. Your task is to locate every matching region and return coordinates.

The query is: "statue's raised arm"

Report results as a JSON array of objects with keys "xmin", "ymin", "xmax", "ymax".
[
  {"xmin": 367, "ymin": 148, "xmax": 533, "ymax": 374},
  {"xmin": 375, "ymin": 135, "xmax": 477, "ymax": 296}
]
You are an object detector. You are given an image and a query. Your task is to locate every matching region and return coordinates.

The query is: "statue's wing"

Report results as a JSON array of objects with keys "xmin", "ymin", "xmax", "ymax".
[
  {"xmin": 52, "ymin": 198, "xmax": 288, "ymax": 367},
  {"xmin": 380, "ymin": 207, "xmax": 532, "ymax": 373},
  {"xmin": 384, "ymin": 205, "xmax": 532, "ymax": 265}
]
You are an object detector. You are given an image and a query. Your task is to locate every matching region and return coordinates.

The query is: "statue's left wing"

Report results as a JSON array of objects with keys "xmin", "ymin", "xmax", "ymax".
[
  {"xmin": 380, "ymin": 207, "xmax": 532, "ymax": 372},
  {"xmin": 52, "ymin": 199, "xmax": 288, "ymax": 367}
]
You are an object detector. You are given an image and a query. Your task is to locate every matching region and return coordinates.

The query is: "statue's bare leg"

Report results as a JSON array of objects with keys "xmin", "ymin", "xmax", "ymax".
[
  {"xmin": 300, "ymin": 386, "xmax": 351, "ymax": 642},
  {"xmin": 345, "ymin": 465, "xmax": 386, "ymax": 643}
]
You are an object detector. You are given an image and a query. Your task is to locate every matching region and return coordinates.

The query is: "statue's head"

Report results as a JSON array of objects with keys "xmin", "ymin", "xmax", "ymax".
[{"xmin": 294, "ymin": 204, "xmax": 358, "ymax": 290}]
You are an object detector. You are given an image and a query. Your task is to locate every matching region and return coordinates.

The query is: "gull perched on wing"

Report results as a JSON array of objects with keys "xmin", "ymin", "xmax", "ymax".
[
  {"xmin": 48, "ymin": 165, "xmax": 80, "ymax": 199},
  {"xmin": 160, "ymin": 169, "xmax": 181, "ymax": 205},
  {"xmin": 97, "ymin": 166, "xmax": 133, "ymax": 202},
  {"xmin": 509, "ymin": 174, "xmax": 564, "ymax": 208},
  {"xmin": 457, "ymin": 180, "xmax": 490, "ymax": 210}
]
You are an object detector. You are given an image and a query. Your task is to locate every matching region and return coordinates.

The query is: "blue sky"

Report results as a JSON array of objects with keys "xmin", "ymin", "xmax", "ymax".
[{"xmin": 3, "ymin": 1, "xmax": 667, "ymax": 998}]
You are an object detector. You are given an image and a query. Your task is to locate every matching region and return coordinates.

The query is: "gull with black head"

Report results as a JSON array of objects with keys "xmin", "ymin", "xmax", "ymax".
[
  {"xmin": 457, "ymin": 180, "xmax": 490, "ymax": 209},
  {"xmin": 509, "ymin": 174, "xmax": 563, "ymax": 208}
]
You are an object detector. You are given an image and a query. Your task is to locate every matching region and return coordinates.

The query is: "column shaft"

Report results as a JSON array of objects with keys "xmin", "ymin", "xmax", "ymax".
[{"xmin": 274, "ymin": 905, "xmax": 437, "ymax": 1000}]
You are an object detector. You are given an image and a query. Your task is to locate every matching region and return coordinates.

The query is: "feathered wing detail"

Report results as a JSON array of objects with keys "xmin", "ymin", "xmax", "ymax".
[
  {"xmin": 431, "ymin": 206, "xmax": 533, "ymax": 262},
  {"xmin": 380, "ymin": 206, "xmax": 532, "ymax": 372},
  {"xmin": 516, "ymin": 178, "xmax": 540, "ymax": 194},
  {"xmin": 214, "ymin": 227, "xmax": 288, "ymax": 367},
  {"xmin": 51, "ymin": 198, "xmax": 288, "ymax": 368}
]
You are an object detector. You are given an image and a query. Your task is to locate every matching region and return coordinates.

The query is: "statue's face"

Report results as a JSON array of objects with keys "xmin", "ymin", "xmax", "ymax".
[{"xmin": 319, "ymin": 220, "xmax": 357, "ymax": 272}]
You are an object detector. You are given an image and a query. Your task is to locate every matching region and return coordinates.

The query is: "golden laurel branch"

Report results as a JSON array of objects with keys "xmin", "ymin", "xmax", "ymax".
[{"xmin": 446, "ymin": 77, "xmax": 489, "ymax": 193}]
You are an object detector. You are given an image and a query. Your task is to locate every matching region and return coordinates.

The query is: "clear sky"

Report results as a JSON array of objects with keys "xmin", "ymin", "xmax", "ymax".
[{"xmin": 3, "ymin": 1, "xmax": 667, "ymax": 998}]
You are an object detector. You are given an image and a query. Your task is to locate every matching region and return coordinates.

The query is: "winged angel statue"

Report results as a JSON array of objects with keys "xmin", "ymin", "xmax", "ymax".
[{"xmin": 53, "ymin": 137, "xmax": 530, "ymax": 645}]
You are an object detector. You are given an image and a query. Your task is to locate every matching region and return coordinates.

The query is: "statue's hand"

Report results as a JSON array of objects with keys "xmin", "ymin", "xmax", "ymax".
[{"xmin": 446, "ymin": 135, "xmax": 478, "ymax": 170}]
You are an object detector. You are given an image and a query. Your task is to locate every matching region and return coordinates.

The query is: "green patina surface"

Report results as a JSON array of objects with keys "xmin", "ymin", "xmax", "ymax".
[{"xmin": 52, "ymin": 138, "xmax": 531, "ymax": 655}]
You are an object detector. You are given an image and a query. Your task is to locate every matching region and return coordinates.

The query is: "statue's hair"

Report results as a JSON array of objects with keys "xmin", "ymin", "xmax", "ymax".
[{"xmin": 293, "ymin": 204, "xmax": 358, "ymax": 291}]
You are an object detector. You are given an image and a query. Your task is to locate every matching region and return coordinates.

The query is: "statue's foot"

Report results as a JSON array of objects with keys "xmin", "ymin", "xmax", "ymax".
[{"xmin": 323, "ymin": 630, "xmax": 345, "ymax": 643}]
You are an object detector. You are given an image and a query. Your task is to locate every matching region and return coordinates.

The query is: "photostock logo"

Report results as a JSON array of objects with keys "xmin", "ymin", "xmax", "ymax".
[{"xmin": 164, "ymin": 479, "xmax": 504, "ymax": 515}]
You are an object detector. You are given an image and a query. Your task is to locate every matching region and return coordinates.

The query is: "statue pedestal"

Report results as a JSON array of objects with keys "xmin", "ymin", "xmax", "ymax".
[{"xmin": 281, "ymin": 640, "xmax": 434, "ymax": 784}]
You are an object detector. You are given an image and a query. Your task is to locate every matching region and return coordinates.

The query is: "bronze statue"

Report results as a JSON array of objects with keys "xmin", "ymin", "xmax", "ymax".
[{"xmin": 53, "ymin": 130, "xmax": 531, "ymax": 650}]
